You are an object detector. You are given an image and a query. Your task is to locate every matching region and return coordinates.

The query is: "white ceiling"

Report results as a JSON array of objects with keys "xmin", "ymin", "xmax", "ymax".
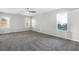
[
  {"xmin": 0, "ymin": 8, "xmax": 78, "ymax": 16},
  {"xmin": 0, "ymin": 8, "xmax": 57, "ymax": 16}
]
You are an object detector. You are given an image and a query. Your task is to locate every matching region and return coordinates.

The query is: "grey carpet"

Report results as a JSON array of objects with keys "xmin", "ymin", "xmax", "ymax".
[{"xmin": 0, "ymin": 31, "xmax": 79, "ymax": 51}]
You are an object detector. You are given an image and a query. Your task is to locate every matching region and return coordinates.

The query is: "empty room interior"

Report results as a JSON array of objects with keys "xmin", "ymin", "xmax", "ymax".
[{"xmin": 0, "ymin": 8, "xmax": 79, "ymax": 51}]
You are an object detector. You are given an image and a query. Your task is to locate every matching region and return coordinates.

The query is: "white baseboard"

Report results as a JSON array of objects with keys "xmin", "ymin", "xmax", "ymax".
[
  {"xmin": 32, "ymin": 29, "xmax": 71, "ymax": 39},
  {"xmin": 0, "ymin": 28, "xmax": 30, "ymax": 34}
]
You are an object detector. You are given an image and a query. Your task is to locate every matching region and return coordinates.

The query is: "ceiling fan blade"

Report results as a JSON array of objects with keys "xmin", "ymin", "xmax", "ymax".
[
  {"xmin": 25, "ymin": 8, "xmax": 37, "ymax": 13},
  {"xmin": 29, "ymin": 11, "xmax": 36, "ymax": 13}
]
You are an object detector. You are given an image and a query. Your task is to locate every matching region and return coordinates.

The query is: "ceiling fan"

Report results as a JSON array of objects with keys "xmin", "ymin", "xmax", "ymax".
[{"xmin": 25, "ymin": 8, "xmax": 36, "ymax": 14}]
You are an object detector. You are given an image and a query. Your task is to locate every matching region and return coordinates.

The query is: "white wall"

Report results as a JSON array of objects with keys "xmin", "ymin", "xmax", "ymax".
[
  {"xmin": 32, "ymin": 9, "xmax": 72, "ymax": 39},
  {"xmin": 68, "ymin": 9, "xmax": 79, "ymax": 42},
  {"xmin": 0, "ymin": 13, "xmax": 30, "ymax": 34}
]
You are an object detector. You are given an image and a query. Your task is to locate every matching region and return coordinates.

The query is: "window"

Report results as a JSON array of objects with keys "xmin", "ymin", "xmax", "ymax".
[
  {"xmin": 56, "ymin": 13, "xmax": 68, "ymax": 31},
  {"xmin": 25, "ymin": 17, "xmax": 31, "ymax": 28},
  {"xmin": 0, "ymin": 17, "xmax": 10, "ymax": 28},
  {"xmin": 32, "ymin": 18, "xmax": 36, "ymax": 28}
]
